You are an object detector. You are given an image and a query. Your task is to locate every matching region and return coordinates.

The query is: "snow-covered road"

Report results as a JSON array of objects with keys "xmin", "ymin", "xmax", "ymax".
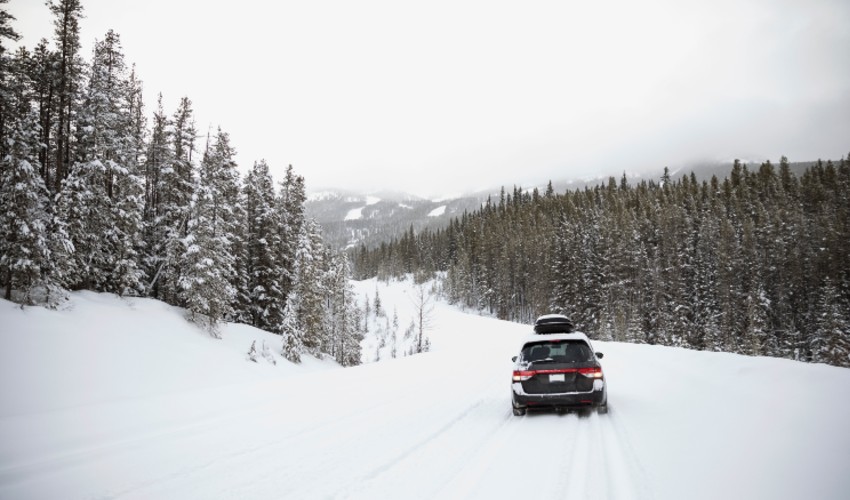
[{"xmin": 2, "ymin": 279, "xmax": 849, "ymax": 499}]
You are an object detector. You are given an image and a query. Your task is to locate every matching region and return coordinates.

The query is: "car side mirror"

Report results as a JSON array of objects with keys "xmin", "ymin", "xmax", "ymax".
[
  {"xmin": 512, "ymin": 356, "xmax": 518, "ymax": 362},
  {"xmin": 595, "ymin": 352, "xmax": 604, "ymax": 359}
]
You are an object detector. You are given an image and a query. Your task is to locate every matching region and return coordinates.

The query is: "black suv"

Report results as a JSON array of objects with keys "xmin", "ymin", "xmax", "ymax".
[{"xmin": 511, "ymin": 315, "xmax": 608, "ymax": 416}]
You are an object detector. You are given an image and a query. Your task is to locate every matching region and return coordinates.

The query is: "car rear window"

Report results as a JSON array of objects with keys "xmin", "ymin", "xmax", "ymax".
[{"xmin": 521, "ymin": 340, "xmax": 593, "ymax": 363}]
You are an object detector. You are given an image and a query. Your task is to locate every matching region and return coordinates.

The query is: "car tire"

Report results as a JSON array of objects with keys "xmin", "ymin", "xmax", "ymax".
[
  {"xmin": 512, "ymin": 406, "xmax": 526, "ymax": 416},
  {"xmin": 597, "ymin": 403, "xmax": 609, "ymax": 415}
]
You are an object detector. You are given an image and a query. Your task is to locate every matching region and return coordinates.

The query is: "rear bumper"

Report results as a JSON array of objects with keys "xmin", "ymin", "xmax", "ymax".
[{"xmin": 512, "ymin": 382, "xmax": 606, "ymax": 409}]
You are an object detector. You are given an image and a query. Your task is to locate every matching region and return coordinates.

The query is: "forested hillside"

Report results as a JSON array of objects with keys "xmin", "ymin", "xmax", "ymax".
[
  {"xmin": 0, "ymin": 0, "xmax": 362, "ymax": 365},
  {"xmin": 306, "ymin": 190, "xmax": 485, "ymax": 250},
  {"xmin": 352, "ymin": 159, "xmax": 850, "ymax": 367}
]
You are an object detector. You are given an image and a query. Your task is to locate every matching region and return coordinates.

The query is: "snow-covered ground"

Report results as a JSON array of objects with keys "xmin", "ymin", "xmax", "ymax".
[
  {"xmin": 1, "ymin": 279, "xmax": 849, "ymax": 500},
  {"xmin": 427, "ymin": 205, "xmax": 447, "ymax": 217},
  {"xmin": 344, "ymin": 207, "xmax": 364, "ymax": 221},
  {"xmin": 342, "ymin": 196, "xmax": 382, "ymax": 221}
]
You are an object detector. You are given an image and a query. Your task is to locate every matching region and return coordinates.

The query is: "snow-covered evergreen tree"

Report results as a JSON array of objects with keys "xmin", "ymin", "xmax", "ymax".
[
  {"xmin": 373, "ymin": 286, "xmax": 383, "ymax": 317},
  {"xmin": 280, "ymin": 296, "xmax": 304, "ymax": 363},
  {"xmin": 55, "ymin": 30, "xmax": 144, "ymax": 295},
  {"xmin": 810, "ymin": 280, "xmax": 850, "ymax": 367},
  {"xmin": 142, "ymin": 94, "xmax": 175, "ymax": 296},
  {"xmin": 242, "ymin": 159, "xmax": 285, "ymax": 331},
  {"xmin": 47, "ymin": 0, "xmax": 85, "ymax": 192},
  {"xmin": 324, "ymin": 254, "xmax": 362, "ymax": 366},
  {"xmin": 293, "ymin": 219, "xmax": 327, "ymax": 355},
  {"xmin": 0, "ymin": 1, "xmax": 21, "ymax": 164},
  {"xmin": 0, "ymin": 82, "xmax": 56, "ymax": 304},
  {"xmin": 261, "ymin": 340, "xmax": 276, "ymax": 365},
  {"xmin": 276, "ymin": 164, "xmax": 306, "ymax": 303},
  {"xmin": 157, "ymin": 97, "xmax": 196, "ymax": 305},
  {"xmin": 178, "ymin": 129, "xmax": 239, "ymax": 336}
]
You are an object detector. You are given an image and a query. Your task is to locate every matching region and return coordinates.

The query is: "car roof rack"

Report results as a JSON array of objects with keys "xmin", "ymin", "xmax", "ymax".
[{"xmin": 533, "ymin": 314, "xmax": 574, "ymax": 334}]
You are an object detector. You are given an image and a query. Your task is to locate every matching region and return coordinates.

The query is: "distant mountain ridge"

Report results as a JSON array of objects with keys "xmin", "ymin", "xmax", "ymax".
[
  {"xmin": 308, "ymin": 159, "xmax": 821, "ymax": 251},
  {"xmin": 305, "ymin": 189, "xmax": 486, "ymax": 250}
]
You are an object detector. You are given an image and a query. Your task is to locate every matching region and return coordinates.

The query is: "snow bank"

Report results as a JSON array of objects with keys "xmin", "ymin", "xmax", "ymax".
[{"xmin": 0, "ymin": 292, "xmax": 335, "ymax": 416}]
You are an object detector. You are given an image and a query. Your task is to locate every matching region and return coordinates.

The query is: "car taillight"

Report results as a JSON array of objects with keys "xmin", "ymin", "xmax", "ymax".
[
  {"xmin": 578, "ymin": 367, "xmax": 603, "ymax": 378},
  {"xmin": 512, "ymin": 370, "xmax": 534, "ymax": 382}
]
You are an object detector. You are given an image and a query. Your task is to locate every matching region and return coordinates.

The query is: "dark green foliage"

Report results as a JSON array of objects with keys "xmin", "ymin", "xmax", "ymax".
[{"xmin": 352, "ymin": 159, "xmax": 850, "ymax": 368}]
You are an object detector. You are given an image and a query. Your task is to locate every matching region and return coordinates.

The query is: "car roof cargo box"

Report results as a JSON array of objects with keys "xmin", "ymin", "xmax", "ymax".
[{"xmin": 534, "ymin": 314, "xmax": 574, "ymax": 334}]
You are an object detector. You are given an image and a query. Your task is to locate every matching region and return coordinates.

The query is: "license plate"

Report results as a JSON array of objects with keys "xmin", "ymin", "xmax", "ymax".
[{"xmin": 549, "ymin": 373, "xmax": 565, "ymax": 383}]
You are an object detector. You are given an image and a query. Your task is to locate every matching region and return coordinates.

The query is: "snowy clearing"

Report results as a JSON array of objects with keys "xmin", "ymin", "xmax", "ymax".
[
  {"xmin": 427, "ymin": 205, "xmax": 447, "ymax": 217},
  {"xmin": 1, "ymin": 279, "xmax": 849, "ymax": 500},
  {"xmin": 344, "ymin": 207, "xmax": 364, "ymax": 221}
]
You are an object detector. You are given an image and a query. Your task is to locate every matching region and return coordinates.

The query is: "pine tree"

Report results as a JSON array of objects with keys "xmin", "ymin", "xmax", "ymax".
[
  {"xmin": 0, "ymin": 0, "xmax": 22, "ymax": 164},
  {"xmin": 261, "ymin": 340, "xmax": 276, "ymax": 365},
  {"xmin": 243, "ymin": 159, "xmax": 285, "ymax": 331},
  {"xmin": 0, "ymin": 63, "xmax": 56, "ymax": 304},
  {"xmin": 56, "ymin": 31, "xmax": 144, "ymax": 295},
  {"xmin": 390, "ymin": 308, "xmax": 399, "ymax": 358},
  {"xmin": 280, "ymin": 295, "xmax": 304, "ymax": 362},
  {"xmin": 25, "ymin": 39, "xmax": 56, "ymax": 187},
  {"xmin": 325, "ymin": 254, "xmax": 362, "ymax": 366},
  {"xmin": 178, "ymin": 130, "xmax": 239, "ymax": 336},
  {"xmin": 157, "ymin": 97, "xmax": 196, "ymax": 305},
  {"xmin": 276, "ymin": 164, "xmax": 305, "ymax": 302},
  {"xmin": 142, "ymin": 94, "xmax": 175, "ymax": 296},
  {"xmin": 47, "ymin": 0, "xmax": 84, "ymax": 192},
  {"xmin": 810, "ymin": 280, "xmax": 850, "ymax": 367},
  {"xmin": 373, "ymin": 287, "xmax": 383, "ymax": 317},
  {"xmin": 294, "ymin": 219, "xmax": 328, "ymax": 355},
  {"xmin": 246, "ymin": 340, "xmax": 258, "ymax": 363}
]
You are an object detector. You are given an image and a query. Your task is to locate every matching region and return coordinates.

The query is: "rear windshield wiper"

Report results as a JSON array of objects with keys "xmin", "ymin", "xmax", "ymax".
[{"xmin": 531, "ymin": 357, "xmax": 557, "ymax": 364}]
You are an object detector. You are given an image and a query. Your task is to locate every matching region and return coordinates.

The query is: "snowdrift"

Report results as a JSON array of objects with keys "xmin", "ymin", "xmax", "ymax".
[{"xmin": 0, "ymin": 291, "xmax": 336, "ymax": 416}]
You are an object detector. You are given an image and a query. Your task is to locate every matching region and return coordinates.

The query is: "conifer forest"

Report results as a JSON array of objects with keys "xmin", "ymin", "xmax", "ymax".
[
  {"xmin": 0, "ymin": 0, "xmax": 363, "ymax": 366},
  {"xmin": 352, "ymin": 160, "xmax": 850, "ymax": 368}
]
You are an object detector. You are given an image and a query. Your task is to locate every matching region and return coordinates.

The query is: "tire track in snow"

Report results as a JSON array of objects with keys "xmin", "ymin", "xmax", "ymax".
[
  {"xmin": 516, "ymin": 407, "xmax": 652, "ymax": 500},
  {"xmin": 96, "ymin": 383, "xmax": 435, "ymax": 500},
  {"xmin": 596, "ymin": 408, "xmax": 655, "ymax": 500},
  {"xmin": 110, "ymin": 384, "xmax": 507, "ymax": 499},
  {"xmin": 558, "ymin": 412, "xmax": 591, "ymax": 499},
  {"xmin": 416, "ymin": 407, "xmax": 523, "ymax": 500},
  {"xmin": 560, "ymin": 407, "xmax": 654, "ymax": 500},
  {"xmin": 335, "ymin": 395, "xmax": 513, "ymax": 500}
]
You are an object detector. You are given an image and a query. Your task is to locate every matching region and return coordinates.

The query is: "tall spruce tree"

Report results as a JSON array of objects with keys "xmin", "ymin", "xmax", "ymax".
[
  {"xmin": 290, "ymin": 218, "xmax": 327, "ymax": 355},
  {"xmin": 280, "ymin": 295, "xmax": 304, "ymax": 362},
  {"xmin": 56, "ymin": 31, "xmax": 143, "ymax": 295},
  {"xmin": 158, "ymin": 97, "xmax": 196, "ymax": 305},
  {"xmin": 178, "ymin": 129, "xmax": 240, "ymax": 335},
  {"xmin": 277, "ymin": 164, "xmax": 306, "ymax": 303},
  {"xmin": 47, "ymin": 0, "xmax": 84, "ymax": 192},
  {"xmin": 0, "ymin": 51, "xmax": 56, "ymax": 303},
  {"xmin": 142, "ymin": 94, "xmax": 174, "ymax": 296},
  {"xmin": 0, "ymin": 0, "xmax": 21, "ymax": 164},
  {"xmin": 325, "ymin": 253, "xmax": 362, "ymax": 365},
  {"xmin": 243, "ymin": 159, "xmax": 285, "ymax": 331}
]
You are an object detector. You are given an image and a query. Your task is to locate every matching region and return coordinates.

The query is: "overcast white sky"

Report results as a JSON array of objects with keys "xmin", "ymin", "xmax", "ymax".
[{"xmin": 8, "ymin": 0, "xmax": 850, "ymax": 197}]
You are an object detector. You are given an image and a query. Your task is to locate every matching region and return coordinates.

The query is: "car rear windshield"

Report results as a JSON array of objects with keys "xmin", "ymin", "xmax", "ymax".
[{"xmin": 521, "ymin": 340, "xmax": 593, "ymax": 363}]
